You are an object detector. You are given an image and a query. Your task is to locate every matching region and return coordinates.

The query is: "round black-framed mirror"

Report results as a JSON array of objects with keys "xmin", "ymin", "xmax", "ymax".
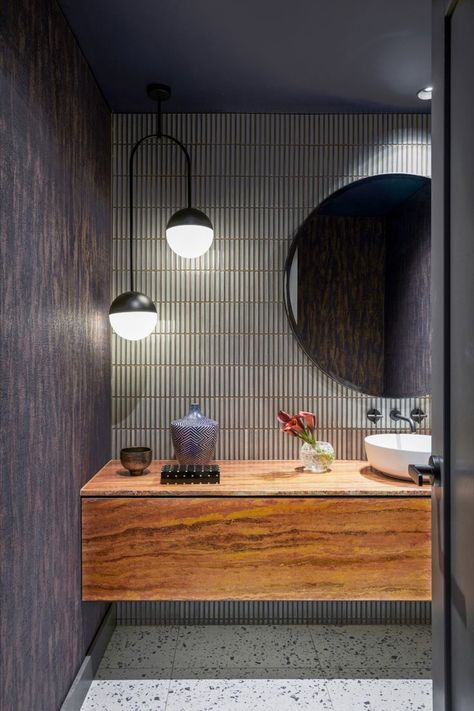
[{"xmin": 284, "ymin": 173, "xmax": 431, "ymax": 397}]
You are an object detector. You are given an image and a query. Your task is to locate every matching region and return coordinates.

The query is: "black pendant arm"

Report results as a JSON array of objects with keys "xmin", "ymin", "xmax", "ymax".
[
  {"xmin": 128, "ymin": 132, "xmax": 157, "ymax": 292},
  {"xmin": 161, "ymin": 133, "xmax": 193, "ymax": 209},
  {"xmin": 128, "ymin": 131, "xmax": 193, "ymax": 292}
]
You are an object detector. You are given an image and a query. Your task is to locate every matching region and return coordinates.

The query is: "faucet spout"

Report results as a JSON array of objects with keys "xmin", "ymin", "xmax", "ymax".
[{"xmin": 389, "ymin": 408, "xmax": 416, "ymax": 433}]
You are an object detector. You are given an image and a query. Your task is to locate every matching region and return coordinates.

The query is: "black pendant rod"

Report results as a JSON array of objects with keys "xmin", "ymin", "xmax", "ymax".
[
  {"xmin": 128, "ymin": 133, "xmax": 153, "ymax": 293},
  {"xmin": 161, "ymin": 134, "xmax": 192, "ymax": 209},
  {"xmin": 128, "ymin": 100, "xmax": 192, "ymax": 292}
]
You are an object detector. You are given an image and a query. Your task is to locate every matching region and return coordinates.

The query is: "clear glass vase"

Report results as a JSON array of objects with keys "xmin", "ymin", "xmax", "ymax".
[{"xmin": 300, "ymin": 441, "xmax": 335, "ymax": 472}]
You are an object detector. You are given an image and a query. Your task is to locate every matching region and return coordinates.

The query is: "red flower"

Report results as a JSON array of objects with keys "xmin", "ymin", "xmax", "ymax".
[
  {"xmin": 298, "ymin": 411, "xmax": 316, "ymax": 433},
  {"xmin": 278, "ymin": 408, "xmax": 318, "ymax": 444},
  {"xmin": 282, "ymin": 417, "xmax": 305, "ymax": 436}
]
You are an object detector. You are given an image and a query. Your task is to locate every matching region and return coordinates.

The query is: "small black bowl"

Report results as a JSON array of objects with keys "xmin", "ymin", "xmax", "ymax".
[{"xmin": 120, "ymin": 447, "xmax": 152, "ymax": 476}]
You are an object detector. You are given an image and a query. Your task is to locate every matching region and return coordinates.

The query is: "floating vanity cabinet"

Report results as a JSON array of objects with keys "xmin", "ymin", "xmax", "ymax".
[{"xmin": 81, "ymin": 461, "xmax": 431, "ymax": 602}]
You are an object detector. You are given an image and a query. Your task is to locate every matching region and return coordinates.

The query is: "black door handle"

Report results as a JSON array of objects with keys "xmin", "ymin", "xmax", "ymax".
[{"xmin": 408, "ymin": 455, "xmax": 443, "ymax": 486}]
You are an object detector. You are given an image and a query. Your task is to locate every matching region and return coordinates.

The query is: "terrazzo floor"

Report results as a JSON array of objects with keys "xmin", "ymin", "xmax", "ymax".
[{"xmin": 80, "ymin": 624, "xmax": 432, "ymax": 711}]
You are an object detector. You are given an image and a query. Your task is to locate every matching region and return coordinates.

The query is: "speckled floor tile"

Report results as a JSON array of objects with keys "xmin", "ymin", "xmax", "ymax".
[
  {"xmin": 327, "ymin": 679, "xmax": 432, "ymax": 711},
  {"xmin": 100, "ymin": 625, "xmax": 178, "ymax": 670},
  {"xmin": 309, "ymin": 625, "xmax": 431, "ymax": 678},
  {"xmin": 96, "ymin": 664, "xmax": 173, "ymax": 680},
  {"xmin": 173, "ymin": 625, "xmax": 319, "ymax": 671},
  {"xmin": 165, "ymin": 678, "xmax": 334, "ymax": 710},
  {"xmin": 80, "ymin": 680, "xmax": 170, "ymax": 710}
]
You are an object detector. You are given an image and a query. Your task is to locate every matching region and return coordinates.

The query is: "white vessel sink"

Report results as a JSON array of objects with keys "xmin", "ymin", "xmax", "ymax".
[{"xmin": 364, "ymin": 433, "xmax": 432, "ymax": 481}]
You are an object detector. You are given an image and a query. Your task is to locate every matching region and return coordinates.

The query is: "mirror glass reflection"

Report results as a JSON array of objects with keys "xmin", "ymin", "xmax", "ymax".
[{"xmin": 285, "ymin": 174, "xmax": 431, "ymax": 397}]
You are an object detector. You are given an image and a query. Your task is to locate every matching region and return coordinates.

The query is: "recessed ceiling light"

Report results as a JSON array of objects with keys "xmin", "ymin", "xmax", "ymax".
[{"xmin": 417, "ymin": 86, "xmax": 433, "ymax": 101}]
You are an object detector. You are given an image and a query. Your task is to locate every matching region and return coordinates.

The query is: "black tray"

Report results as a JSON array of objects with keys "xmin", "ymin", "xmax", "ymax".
[{"xmin": 160, "ymin": 464, "xmax": 220, "ymax": 484}]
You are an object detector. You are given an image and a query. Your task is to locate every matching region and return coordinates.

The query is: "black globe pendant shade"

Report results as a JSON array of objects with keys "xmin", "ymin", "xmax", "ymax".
[{"xmin": 109, "ymin": 291, "xmax": 157, "ymax": 341}]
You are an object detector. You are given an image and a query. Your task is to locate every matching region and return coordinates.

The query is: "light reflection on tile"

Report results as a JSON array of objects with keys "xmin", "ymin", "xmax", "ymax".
[
  {"xmin": 165, "ymin": 677, "xmax": 334, "ymax": 711},
  {"xmin": 327, "ymin": 678, "xmax": 432, "ymax": 711},
  {"xmin": 80, "ymin": 680, "xmax": 170, "ymax": 711}
]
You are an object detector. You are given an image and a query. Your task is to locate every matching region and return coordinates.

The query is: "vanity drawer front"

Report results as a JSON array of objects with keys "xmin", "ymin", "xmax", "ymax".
[{"xmin": 82, "ymin": 496, "xmax": 431, "ymax": 601}]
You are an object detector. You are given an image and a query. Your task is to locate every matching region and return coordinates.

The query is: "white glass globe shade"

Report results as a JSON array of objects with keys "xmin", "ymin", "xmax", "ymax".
[
  {"xmin": 166, "ymin": 207, "xmax": 214, "ymax": 259},
  {"xmin": 109, "ymin": 291, "xmax": 157, "ymax": 341},
  {"xmin": 109, "ymin": 311, "xmax": 157, "ymax": 340},
  {"xmin": 166, "ymin": 223, "xmax": 214, "ymax": 259}
]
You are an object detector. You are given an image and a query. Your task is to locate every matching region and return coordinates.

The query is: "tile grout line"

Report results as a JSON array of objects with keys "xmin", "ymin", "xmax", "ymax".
[
  {"xmin": 307, "ymin": 624, "xmax": 337, "ymax": 711},
  {"xmin": 307, "ymin": 623, "xmax": 323, "ymax": 671},
  {"xmin": 163, "ymin": 624, "xmax": 182, "ymax": 709}
]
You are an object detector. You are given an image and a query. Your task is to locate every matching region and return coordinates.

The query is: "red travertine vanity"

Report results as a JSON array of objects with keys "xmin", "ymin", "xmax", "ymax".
[{"xmin": 81, "ymin": 460, "xmax": 431, "ymax": 602}]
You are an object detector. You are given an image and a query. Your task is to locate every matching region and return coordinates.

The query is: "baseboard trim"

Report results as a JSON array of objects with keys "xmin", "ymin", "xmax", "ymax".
[
  {"xmin": 116, "ymin": 600, "xmax": 431, "ymax": 626},
  {"xmin": 60, "ymin": 605, "xmax": 116, "ymax": 711}
]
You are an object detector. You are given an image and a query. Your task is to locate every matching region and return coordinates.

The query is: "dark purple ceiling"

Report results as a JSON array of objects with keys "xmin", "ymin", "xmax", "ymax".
[{"xmin": 59, "ymin": 0, "xmax": 431, "ymax": 113}]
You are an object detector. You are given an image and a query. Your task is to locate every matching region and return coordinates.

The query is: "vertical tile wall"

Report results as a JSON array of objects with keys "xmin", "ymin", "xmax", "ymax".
[{"xmin": 112, "ymin": 113, "xmax": 431, "ymax": 460}]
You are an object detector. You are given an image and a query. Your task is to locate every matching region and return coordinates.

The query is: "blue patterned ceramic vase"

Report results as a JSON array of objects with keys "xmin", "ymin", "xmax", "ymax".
[{"xmin": 170, "ymin": 404, "xmax": 218, "ymax": 465}]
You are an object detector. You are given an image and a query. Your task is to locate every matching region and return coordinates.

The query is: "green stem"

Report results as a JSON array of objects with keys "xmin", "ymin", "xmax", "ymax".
[{"xmin": 297, "ymin": 432, "xmax": 316, "ymax": 446}]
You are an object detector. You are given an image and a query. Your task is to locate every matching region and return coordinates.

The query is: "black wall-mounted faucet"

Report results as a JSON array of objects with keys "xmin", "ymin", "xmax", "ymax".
[{"xmin": 389, "ymin": 408, "xmax": 418, "ymax": 432}]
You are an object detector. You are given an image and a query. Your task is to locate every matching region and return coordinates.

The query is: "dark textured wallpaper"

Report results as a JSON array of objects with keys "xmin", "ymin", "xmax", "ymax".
[{"xmin": 0, "ymin": 1, "xmax": 111, "ymax": 709}]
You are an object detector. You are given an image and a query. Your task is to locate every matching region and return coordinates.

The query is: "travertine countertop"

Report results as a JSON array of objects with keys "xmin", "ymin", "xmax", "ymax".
[{"xmin": 81, "ymin": 460, "xmax": 431, "ymax": 497}]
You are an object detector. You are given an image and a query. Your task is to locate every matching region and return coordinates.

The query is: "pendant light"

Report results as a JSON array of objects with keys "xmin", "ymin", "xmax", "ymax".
[
  {"xmin": 109, "ymin": 83, "xmax": 213, "ymax": 340},
  {"xmin": 148, "ymin": 83, "xmax": 214, "ymax": 257},
  {"xmin": 108, "ymin": 105, "xmax": 158, "ymax": 340},
  {"xmin": 166, "ymin": 207, "xmax": 214, "ymax": 259}
]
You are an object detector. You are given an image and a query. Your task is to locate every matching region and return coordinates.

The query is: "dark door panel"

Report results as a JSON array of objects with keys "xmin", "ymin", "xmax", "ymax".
[
  {"xmin": 449, "ymin": 1, "xmax": 474, "ymax": 708},
  {"xmin": 432, "ymin": 1, "xmax": 474, "ymax": 709}
]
